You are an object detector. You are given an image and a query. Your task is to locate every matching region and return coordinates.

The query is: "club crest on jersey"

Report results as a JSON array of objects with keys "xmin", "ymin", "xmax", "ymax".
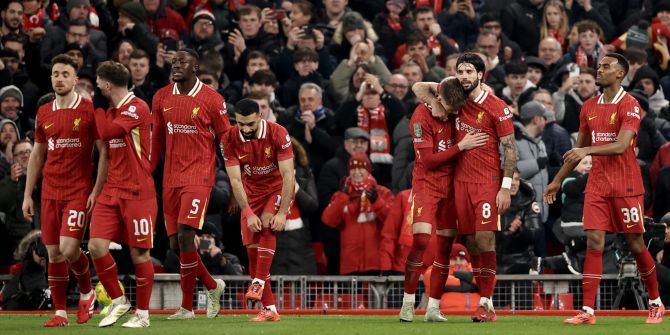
[
  {"xmin": 609, "ymin": 111, "xmax": 616, "ymax": 124},
  {"xmin": 192, "ymin": 107, "xmax": 200, "ymax": 118},
  {"xmin": 265, "ymin": 146, "xmax": 272, "ymax": 158},
  {"xmin": 416, "ymin": 207, "xmax": 423, "ymax": 216},
  {"xmin": 73, "ymin": 118, "xmax": 81, "ymax": 131},
  {"xmin": 413, "ymin": 123, "xmax": 422, "ymax": 140},
  {"xmin": 476, "ymin": 111, "xmax": 485, "ymax": 123}
]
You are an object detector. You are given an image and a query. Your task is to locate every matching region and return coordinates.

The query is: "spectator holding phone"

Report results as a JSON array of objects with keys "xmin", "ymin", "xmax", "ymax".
[
  {"xmin": 196, "ymin": 224, "xmax": 243, "ymax": 276},
  {"xmin": 186, "ymin": 10, "xmax": 225, "ymax": 55}
]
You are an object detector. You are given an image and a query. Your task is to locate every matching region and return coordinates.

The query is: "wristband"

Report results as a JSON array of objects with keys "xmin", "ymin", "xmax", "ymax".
[
  {"xmin": 501, "ymin": 177, "xmax": 512, "ymax": 190},
  {"xmin": 241, "ymin": 206, "xmax": 254, "ymax": 219}
]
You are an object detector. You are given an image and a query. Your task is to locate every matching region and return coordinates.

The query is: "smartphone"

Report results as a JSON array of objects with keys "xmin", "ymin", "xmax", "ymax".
[
  {"xmin": 568, "ymin": 63, "xmax": 580, "ymax": 78},
  {"xmin": 198, "ymin": 239, "xmax": 211, "ymax": 252},
  {"xmin": 162, "ymin": 38, "xmax": 178, "ymax": 52},
  {"xmin": 301, "ymin": 24, "xmax": 315, "ymax": 39},
  {"xmin": 276, "ymin": 9, "xmax": 287, "ymax": 21}
]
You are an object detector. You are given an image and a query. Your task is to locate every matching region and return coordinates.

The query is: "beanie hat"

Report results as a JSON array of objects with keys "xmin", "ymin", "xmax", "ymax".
[
  {"xmin": 450, "ymin": 243, "xmax": 471, "ymax": 263},
  {"xmin": 192, "ymin": 9, "xmax": 215, "ymax": 25},
  {"xmin": 119, "ymin": 1, "xmax": 147, "ymax": 24},
  {"xmin": 626, "ymin": 20, "xmax": 649, "ymax": 51},
  {"xmin": 348, "ymin": 152, "xmax": 372, "ymax": 173},
  {"xmin": 657, "ymin": 0, "xmax": 670, "ymax": 13},
  {"xmin": 341, "ymin": 12, "xmax": 366, "ymax": 35},
  {"xmin": 67, "ymin": 0, "xmax": 90, "ymax": 14},
  {"xmin": 0, "ymin": 85, "xmax": 23, "ymax": 107},
  {"xmin": 0, "ymin": 119, "xmax": 20, "ymax": 137}
]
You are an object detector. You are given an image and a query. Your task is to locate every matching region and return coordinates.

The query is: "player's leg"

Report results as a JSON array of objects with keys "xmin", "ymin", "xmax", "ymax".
[
  {"xmin": 248, "ymin": 211, "xmax": 280, "ymax": 322},
  {"xmin": 564, "ymin": 193, "xmax": 609, "ymax": 324},
  {"xmin": 471, "ymin": 186, "xmax": 500, "ymax": 323},
  {"xmin": 617, "ymin": 197, "xmax": 664, "ymax": 323},
  {"xmin": 120, "ymin": 247, "xmax": 154, "ymax": 328},
  {"xmin": 246, "ymin": 196, "xmax": 280, "ymax": 303},
  {"xmin": 400, "ymin": 198, "xmax": 431, "ymax": 324},
  {"xmin": 89, "ymin": 195, "xmax": 131, "ymax": 327},
  {"xmin": 425, "ymin": 198, "xmax": 457, "ymax": 322},
  {"xmin": 41, "ymin": 199, "xmax": 70, "ymax": 326}
]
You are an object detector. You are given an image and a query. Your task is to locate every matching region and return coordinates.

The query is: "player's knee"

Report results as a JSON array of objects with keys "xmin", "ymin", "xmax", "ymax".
[
  {"xmin": 177, "ymin": 229, "xmax": 196, "ymax": 250},
  {"xmin": 435, "ymin": 229, "xmax": 456, "ymax": 238},
  {"xmin": 586, "ymin": 231, "xmax": 606, "ymax": 250},
  {"xmin": 169, "ymin": 236, "xmax": 181, "ymax": 254},
  {"xmin": 46, "ymin": 245, "xmax": 65, "ymax": 262},
  {"xmin": 475, "ymin": 231, "xmax": 495, "ymax": 252},
  {"xmin": 87, "ymin": 240, "xmax": 104, "ymax": 258},
  {"xmin": 624, "ymin": 234, "xmax": 645, "ymax": 254},
  {"xmin": 411, "ymin": 233, "xmax": 431, "ymax": 251},
  {"xmin": 130, "ymin": 247, "xmax": 151, "ymax": 263},
  {"xmin": 59, "ymin": 244, "xmax": 80, "ymax": 261}
]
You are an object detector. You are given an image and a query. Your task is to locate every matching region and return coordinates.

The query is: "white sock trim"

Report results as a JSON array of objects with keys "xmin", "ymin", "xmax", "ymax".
[
  {"xmin": 427, "ymin": 297, "xmax": 440, "ymax": 309},
  {"xmin": 136, "ymin": 309, "xmax": 149, "ymax": 317},
  {"xmin": 582, "ymin": 306, "xmax": 595, "ymax": 315},
  {"xmin": 55, "ymin": 310, "xmax": 67, "ymax": 318},
  {"xmin": 266, "ymin": 305, "xmax": 277, "ymax": 313},
  {"xmin": 403, "ymin": 292, "xmax": 415, "ymax": 303},
  {"xmin": 252, "ymin": 278, "xmax": 265, "ymax": 286}
]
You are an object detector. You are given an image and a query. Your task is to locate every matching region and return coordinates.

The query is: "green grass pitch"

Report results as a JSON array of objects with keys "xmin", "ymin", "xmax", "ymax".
[{"xmin": 1, "ymin": 314, "xmax": 669, "ymax": 335}]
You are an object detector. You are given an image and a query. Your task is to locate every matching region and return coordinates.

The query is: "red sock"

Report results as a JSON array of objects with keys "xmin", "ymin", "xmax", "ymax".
[
  {"xmin": 404, "ymin": 233, "xmax": 430, "ymax": 294},
  {"xmin": 48, "ymin": 261, "xmax": 69, "ymax": 310},
  {"xmin": 179, "ymin": 251, "xmax": 198, "ymax": 310},
  {"xmin": 255, "ymin": 228, "xmax": 276, "ymax": 281},
  {"xmin": 69, "ymin": 251, "xmax": 92, "ymax": 295},
  {"xmin": 471, "ymin": 254, "xmax": 481, "ymax": 294},
  {"xmin": 479, "ymin": 251, "xmax": 497, "ymax": 298},
  {"xmin": 582, "ymin": 249, "xmax": 603, "ymax": 308},
  {"xmin": 634, "ymin": 249, "xmax": 660, "ymax": 300},
  {"xmin": 261, "ymin": 275, "xmax": 275, "ymax": 307},
  {"xmin": 429, "ymin": 236, "xmax": 454, "ymax": 299},
  {"xmin": 91, "ymin": 253, "xmax": 123, "ymax": 299},
  {"xmin": 134, "ymin": 260, "xmax": 154, "ymax": 310},
  {"xmin": 197, "ymin": 253, "xmax": 217, "ymax": 290},
  {"xmin": 246, "ymin": 247, "xmax": 258, "ymax": 279}
]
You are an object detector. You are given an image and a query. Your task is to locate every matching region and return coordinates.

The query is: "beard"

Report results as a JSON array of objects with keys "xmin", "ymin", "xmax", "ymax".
[
  {"xmin": 54, "ymin": 86, "xmax": 74, "ymax": 97},
  {"xmin": 462, "ymin": 78, "xmax": 480, "ymax": 95}
]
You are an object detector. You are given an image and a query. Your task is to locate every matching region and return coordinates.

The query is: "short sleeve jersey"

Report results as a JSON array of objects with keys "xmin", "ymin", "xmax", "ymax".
[
  {"xmin": 579, "ymin": 87, "xmax": 644, "ymax": 197},
  {"xmin": 455, "ymin": 90, "xmax": 515, "ymax": 184},
  {"xmin": 34, "ymin": 94, "xmax": 97, "ymax": 200},
  {"xmin": 222, "ymin": 119, "xmax": 293, "ymax": 200}
]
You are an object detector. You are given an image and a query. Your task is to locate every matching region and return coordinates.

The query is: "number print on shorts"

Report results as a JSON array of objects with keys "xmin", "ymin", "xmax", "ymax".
[
  {"xmin": 621, "ymin": 207, "xmax": 640, "ymax": 224},
  {"xmin": 67, "ymin": 210, "xmax": 85, "ymax": 229},
  {"xmin": 133, "ymin": 218, "xmax": 150, "ymax": 236},
  {"xmin": 482, "ymin": 203, "xmax": 491, "ymax": 219}
]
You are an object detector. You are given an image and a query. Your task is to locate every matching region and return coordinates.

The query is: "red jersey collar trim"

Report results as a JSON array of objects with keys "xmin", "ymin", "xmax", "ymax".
[
  {"xmin": 597, "ymin": 87, "xmax": 625, "ymax": 104},
  {"xmin": 473, "ymin": 90, "xmax": 488, "ymax": 105},
  {"xmin": 52, "ymin": 93, "xmax": 81, "ymax": 111},
  {"xmin": 238, "ymin": 119, "xmax": 267, "ymax": 142},
  {"xmin": 172, "ymin": 79, "xmax": 204, "ymax": 97},
  {"xmin": 115, "ymin": 92, "xmax": 135, "ymax": 109}
]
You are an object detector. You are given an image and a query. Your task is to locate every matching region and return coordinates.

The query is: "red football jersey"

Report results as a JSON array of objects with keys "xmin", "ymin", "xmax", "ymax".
[
  {"xmin": 454, "ymin": 90, "xmax": 514, "ymax": 184},
  {"xmin": 579, "ymin": 87, "xmax": 644, "ymax": 197},
  {"xmin": 153, "ymin": 80, "xmax": 231, "ymax": 187},
  {"xmin": 101, "ymin": 93, "xmax": 155, "ymax": 199},
  {"xmin": 34, "ymin": 94, "xmax": 97, "ymax": 200},
  {"xmin": 222, "ymin": 119, "xmax": 293, "ymax": 200},
  {"xmin": 410, "ymin": 103, "xmax": 457, "ymax": 195}
]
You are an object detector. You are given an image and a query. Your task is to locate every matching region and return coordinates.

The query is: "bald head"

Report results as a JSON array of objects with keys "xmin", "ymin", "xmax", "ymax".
[{"xmin": 538, "ymin": 37, "xmax": 562, "ymax": 65}]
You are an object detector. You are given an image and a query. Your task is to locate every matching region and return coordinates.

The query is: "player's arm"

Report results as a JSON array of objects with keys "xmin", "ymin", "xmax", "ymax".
[
  {"xmin": 565, "ymin": 129, "xmax": 635, "ymax": 162},
  {"xmin": 151, "ymin": 98, "xmax": 166, "ymax": 172},
  {"xmin": 544, "ymin": 132, "xmax": 591, "ymax": 204},
  {"xmin": 22, "ymin": 142, "xmax": 46, "ymax": 222},
  {"xmin": 497, "ymin": 134, "xmax": 517, "ymax": 213},
  {"xmin": 93, "ymin": 108, "xmax": 127, "ymax": 140},
  {"xmin": 270, "ymin": 158, "xmax": 296, "ymax": 232},
  {"xmin": 417, "ymin": 132, "xmax": 488, "ymax": 170},
  {"xmin": 412, "ymin": 82, "xmax": 449, "ymax": 117},
  {"xmin": 225, "ymin": 163, "xmax": 262, "ymax": 232},
  {"xmin": 88, "ymin": 139, "xmax": 108, "ymax": 213}
]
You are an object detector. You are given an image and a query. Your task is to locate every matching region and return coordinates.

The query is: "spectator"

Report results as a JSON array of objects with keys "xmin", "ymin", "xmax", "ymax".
[
  {"xmin": 515, "ymin": 101, "xmax": 549, "ymax": 223},
  {"xmin": 651, "ymin": 142, "xmax": 670, "ymax": 209},
  {"xmin": 533, "ymin": 89, "xmax": 571, "ymax": 180},
  {"xmin": 537, "ymin": 37, "xmax": 566, "ymax": 91},
  {"xmin": 501, "ymin": 0, "xmax": 544, "ymax": 56},
  {"xmin": 41, "ymin": 15, "xmax": 107, "ymax": 72},
  {"xmin": 232, "ymin": 50, "xmax": 270, "ymax": 98},
  {"xmin": 379, "ymin": 189, "xmax": 415, "ymax": 274},
  {"xmin": 272, "ymin": 25, "xmax": 335, "ymax": 83},
  {"xmin": 373, "ymin": 0, "xmax": 413, "ymax": 63},
  {"xmin": 249, "ymin": 69, "xmax": 286, "ymax": 116},
  {"xmin": 525, "ymin": 57, "xmax": 548, "ymax": 88},
  {"xmin": 445, "ymin": 53, "xmax": 460, "ymax": 77},
  {"xmin": 400, "ymin": 32, "xmax": 446, "ymax": 83},
  {"xmin": 272, "ymin": 138, "xmax": 318, "ymax": 275},
  {"xmin": 390, "ymin": 100, "xmax": 414, "ymax": 193},
  {"xmin": 280, "ymin": 48, "xmax": 327, "ymax": 108},
  {"xmin": 184, "ymin": 0, "xmax": 239, "ymax": 33},
  {"xmin": 0, "ymin": 230, "xmax": 48, "ymax": 310},
  {"xmin": 281, "ymin": 0, "xmax": 316, "ymax": 34},
  {"xmin": 384, "ymin": 73, "xmax": 411, "ymax": 107},
  {"xmin": 0, "ymin": 139, "xmax": 35, "ymax": 253},
  {"xmin": 143, "ymin": 0, "xmax": 187, "ymax": 41},
  {"xmin": 629, "ymin": 91, "xmax": 668, "ymax": 166},
  {"xmin": 496, "ymin": 169, "xmax": 542, "ymax": 275},
  {"xmin": 0, "ymin": 86, "xmax": 28, "ymax": 137},
  {"xmin": 186, "ymin": 9, "xmax": 225, "ymax": 55},
  {"xmin": 330, "ymin": 11, "xmax": 381, "ymax": 64},
  {"xmin": 329, "ymin": 43, "xmax": 391, "ymax": 106},
  {"xmin": 540, "ymin": 0, "xmax": 569, "ymax": 49},
  {"xmin": 400, "ymin": 61, "xmax": 423, "ymax": 87},
  {"xmin": 118, "ymin": 2, "xmax": 160, "ymax": 61},
  {"xmin": 195, "ymin": 223, "xmax": 243, "ymax": 275},
  {"xmin": 501, "ymin": 61, "xmax": 537, "ymax": 107},
  {"xmin": 562, "ymin": 20, "xmax": 607, "ymax": 69},
  {"xmin": 317, "ymin": 127, "xmax": 369, "ymax": 274},
  {"xmin": 278, "ymin": 83, "xmax": 337, "ymax": 174},
  {"xmin": 629, "ymin": 65, "xmax": 670, "ymax": 114},
  {"xmin": 321, "ymin": 152, "xmax": 393, "ymax": 275},
  {"xmin": 111, "ymin": 39, "xmax": 136, "ymax": 67},
  {"xmin": 478, "ymin": 12, "xmax": 522, "ymax": 61},
  {"xmin": 438, "ymin": 0, "xmax": 479, "ymax": 49},
  {"xmin": 652, "ymin": 214, "xmax": 670, "ymax": 306},
  {"xmin": 129, "ymin": 49, "xmax": 167, "ymax": 107},
  {"xmin": 622, "ymin": 47, "xmax": 646, "ymax": 89},
  {"xmin": 566, "ymin": 0, "xmax": 616, "ymax": 42},
  {"xmin": 553, "ymin": 66, "xmax": 598, "ymax": 133},
  {"xmin": 247, "ymin": 91, "xmax": 278, "ymax": 122},
  {"xmin": 0, "ymin": 46, "xmax": 38, "ymax": 118},
  {"xmin": 318, "ymin": 0, "xmax": 351, "ymax": 35},
  {"xmin": 0, "ymin": 1, "xmax": 24, "ymax": 39}
]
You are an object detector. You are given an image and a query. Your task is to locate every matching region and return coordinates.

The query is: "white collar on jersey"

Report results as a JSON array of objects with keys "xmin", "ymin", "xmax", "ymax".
[
  {"xmin": 115, "ymin": 92, "xmax": 135, "ymax": 109},
  {"xmin": 597, "ymin": 86, "xmax": 626, "ymax": 104},
  {"xmin": 239, "ymin": 119, "xmax": 267, "ymax": 142},
  {"xmin": 473, "ymin": 90, "xmax": 489, "ymax": 105},
  {"xmin": 172, "ymin": 78, "xmax": 204, "ymax": 97},
  {"xmin": 52, "ymin": 92, "xmax": 81, "ymax": 111}
]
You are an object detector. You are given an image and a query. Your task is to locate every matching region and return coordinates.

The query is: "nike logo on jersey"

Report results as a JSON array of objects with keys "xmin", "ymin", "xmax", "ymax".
[
  {"xmin": 163, "ymin": 107, "xmax": 175, "ymax": 112},
  {"xmin": 588, "ymin": 116, "xmax": 598, "ymax": 120},
  {"xmin": 45, "ymin": 123, "xmax": 54, "ymax": 129},
  {"xmin": 238, "ymin": 154, "xmax": 248, "ymax": 160}
]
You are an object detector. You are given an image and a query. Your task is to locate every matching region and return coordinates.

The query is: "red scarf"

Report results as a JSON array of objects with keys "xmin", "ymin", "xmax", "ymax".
[
  {"xmin": 387, "ymin": 16, "xmax": 402, "ymax": 32},
  {"xmin": 345, "ymin": 175, "xmax": 378, "ymax": 223},
  {"xmin": 357, "ymin": 104, "xmax": 393, "ymax": 164},
  {"xmin": 398, "ymin": 191, "xmax": 415, "ymax": 247},
  {"xmin": 575, "ymin": 42, "xmax": 604, "ymax": 68}
]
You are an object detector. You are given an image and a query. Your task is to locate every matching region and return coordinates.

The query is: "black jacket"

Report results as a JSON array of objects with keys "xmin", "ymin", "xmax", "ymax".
[
  {"xmin": 501, "ymin": 0, "xmax": 543, "ymax": 56},
  {"xmin": 561, "ymin": 171, "xmax": 587, "ymax": 223},
  {"xmin": 277, "ymin": 107, "xmax": 337, "ymax": 175}
]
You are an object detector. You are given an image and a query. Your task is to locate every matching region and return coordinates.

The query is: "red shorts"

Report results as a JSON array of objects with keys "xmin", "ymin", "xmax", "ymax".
[
  {"xmin": 583, "ymin": 193, "xmax": 645, "ymax": 233},
  {"xmin": 411, "ymin": 190, "xmax": 457, "ymax": 230},
  {"xmin": 90, "ymin": 193, "xmax": 158, "ymax": 249},
  {"xmin": 163, "ymin": 186, "xmax": 212, "ymax": 236},
  {"xmin": 454, "ymin": 181, "xmax": 500, "ymax": 234},
  {"xmin": 41, "ymin": 197, "xmax": 88, "ymax": 245},
  {"xmin": 241, "ymin": 193, "xmax": 282, "ymax": 246}
]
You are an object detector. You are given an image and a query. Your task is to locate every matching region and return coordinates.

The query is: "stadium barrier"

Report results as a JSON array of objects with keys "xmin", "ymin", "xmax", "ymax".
[{"xmin": 0, "ymin": 274, "xmax": 623, "ymax": 311}]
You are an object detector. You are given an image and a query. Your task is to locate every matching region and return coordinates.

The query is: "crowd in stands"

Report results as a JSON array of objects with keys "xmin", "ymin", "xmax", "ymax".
[{"xmin": 2, "ymin": 0, "xmax": 670, "ymax": 307}]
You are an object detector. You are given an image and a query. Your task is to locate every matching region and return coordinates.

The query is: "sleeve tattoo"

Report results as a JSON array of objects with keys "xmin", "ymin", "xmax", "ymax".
[{"xmin": 500, "ymin": 134, "xmax": 517, "ymax": 178}]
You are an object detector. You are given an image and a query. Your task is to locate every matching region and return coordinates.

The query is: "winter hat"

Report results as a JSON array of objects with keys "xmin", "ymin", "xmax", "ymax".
[
  {"xmin": 344, "ymin": 127, "xmax": 370, "ymax": 141},
  {"xmin": 626, "ymin": 20, "xmax": 649, "ymax": 51},
  {"xmin": 119, "ymin": 1, "xmax": 147, "ymax": 24},
  {"xmin": 341, "ymin": 12, "xmax": 366, "ymax": 35},
  {"xmin": 67, "ymin": 0, "xmax": 90, "ymax": 14},
  {"xmin": 0, "ymin": 85, "xmax": 23, "ymax": 107},
  {"xmin": 544, "ymin": 110, "xmax": 557, "ymax": 123},
  {"xmin": 630, "ymin": 65, "xmax": 660, "ymax": 93},
  {"xmin": 657, "ymin": 0, "xmax": 670, "ymax": 13},
  {"xmin": 520, "ymin": 101, "xmax": 546, "ymax": 122},
  {"xmin": 192, "ymin": 9, "xmax": 215, "ymax": 25},
  {"xmin": 525, "ymin": 56, "xmax": 547, "ymax": 72},
  {"xmin": 348, "ymin": 152, "xmax": 372, "ymax": 173},
  {"xmin": 0, "ymin": 119, "xmax": 20, "ymax": 137},
  {"xmin": 450, "ymin": 243, "xmax": 471, "ymax": 263}
]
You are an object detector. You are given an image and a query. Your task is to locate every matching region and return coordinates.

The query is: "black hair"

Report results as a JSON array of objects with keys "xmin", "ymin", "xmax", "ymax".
[
  {"xmin": 456, "ymin": 52, "xmax": 486, "ymax": 74},
  {"xmin": 235, "ymin": 98, "xmax": 260, "ymax": 116},
  {"xmin": 605, "ymin": 52, "xmax": 629, "ymax": 77},
  {"xmin": 504, "ymin": 61, "xmax": 528, "ymax": 76},
  {"xmin": 178, "ymin": 48, "xmax": 200, "ymax": 62}
]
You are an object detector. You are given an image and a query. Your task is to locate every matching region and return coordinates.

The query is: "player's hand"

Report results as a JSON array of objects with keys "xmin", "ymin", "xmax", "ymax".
[
  {"xmin": 543, "ymin": 181, "xmax": 560, "ymax": 204},
  {"xmin": 86, "ymin": 191, "xmax": 99, "ymax": 214},
  {"xmin": 457, "ymin": 132, "xmax": 488, "ymax": 151},
  {"xmin": 496, "ymin": 188, "xmax": 511, "ymax": 213},
  {"xmin": 563, "ymin": 147, "xmax": 589, "ymax": 164},
  {"xmin": 429, "ymin": 22, "xmax": 441, "ymax": 37},
  {"xmin": 10, "ymin": 163, "xmax": 23, "ymax": 182},
  {"xmin": 365, "ymin": 186, "xmax": 378, "ymax": 203},
  {"xmin": 247, "ymin": 214, "xmax": 262, "ymax": 232},
  {"xmin": 657, "ymin": 250, "xmax": 664, "ymax": 263},
  {"xmin": 508, "ymin": 217, "xmax": 522, "ymax": 233},
  {"xmin": 228, "ymin": 195, "xmax": 240, "ymax": 214},
  {"xmin": 270, "ymin": 212, "xmax": 287, "ymax": 232},
  {"xmin": 22, "ymin": 197, "xmax": 34, "ymax": 222}
]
